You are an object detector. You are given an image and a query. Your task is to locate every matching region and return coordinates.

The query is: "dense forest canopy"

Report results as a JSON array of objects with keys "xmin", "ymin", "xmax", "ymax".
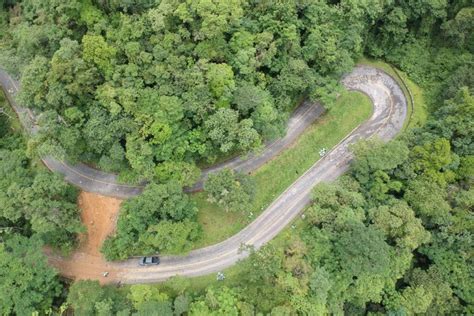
[
  {"xmin": 1, "ymin": 0, "xmax": 371, "ymax": 184},
  {"xmin": 1, "ymin": 0, "xmax": 471, "ymax": 185},
  {"xmin": 0, "ymin": 0, "xmax": 472, "ymax": 315}
]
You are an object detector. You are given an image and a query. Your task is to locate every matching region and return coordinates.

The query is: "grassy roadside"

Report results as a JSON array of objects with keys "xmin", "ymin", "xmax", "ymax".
[
  {"xmin": 170, "ymin": 60, "xmax": 425, "ymax": 291},
  {"xmin": 191, "ymin": 90, "xmax": 373, "ymax": 249},
  {"xmin": 155, "ymin": 60, "xmax": 428, "ymax": 293},
  {"xmin": 142, "ymin": 211, "xmax": 308, "ymax": 296},
  {"xmin": 196, "ymin": 95, "xmax": 306, "ymax": 170},
  {"xmin": 358, "ymin": 57, "xmax": 427, "ymax": 129}
]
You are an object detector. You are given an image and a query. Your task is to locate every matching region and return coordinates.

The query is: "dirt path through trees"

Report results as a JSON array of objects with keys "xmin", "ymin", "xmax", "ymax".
[{"xmin": 47, "ymin": 192, "xmax": 123, "ymax": 284}]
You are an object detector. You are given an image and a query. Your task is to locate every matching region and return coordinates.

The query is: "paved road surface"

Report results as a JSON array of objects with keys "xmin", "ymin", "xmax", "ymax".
[
  {"xmin": 0, "ymin": 68, "xmax": 324, "ymax": 198},
  {"xmin": 111, "ymin": 66, "xmax": 407, "ymax": 284},
  {"xmin": 1, "ymin": 66, "xmax": 407, "ymax": 283}
]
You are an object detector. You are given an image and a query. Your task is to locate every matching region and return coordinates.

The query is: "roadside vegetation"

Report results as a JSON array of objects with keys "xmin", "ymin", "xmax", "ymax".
[
  {"xmin": 0, "ymin": 91, "xmax": 83, "ymax": 254},
  {"xmin": 0, "ymin": 87, "xmax": 82, "ymax": 315},
  {"xmin": 2, "ymin": 0, "xmax": 362, "ymax": 186},
  {"xmin": 62, "ymin": 82, "xmax": 474, "ymax": 315},
  {"xmin": 102, "ymin": 90, "xmax": 372, "ymax": 257},
  {"xmin": 0, "ymin": 1, "xmax": 472, "ymax": 315},
  {"xmin": 194, "ymin": 90, "xmax": 372, "ymax": 248},
  {"xmin": 102, "ymin": 181, "xmax": 201, "ymax": 260}
]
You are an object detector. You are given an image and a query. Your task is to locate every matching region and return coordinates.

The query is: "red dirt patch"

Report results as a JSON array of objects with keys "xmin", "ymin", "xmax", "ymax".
[{"xmin": 47, "ymin": 191, "xmax": 123, "ymax": 284}]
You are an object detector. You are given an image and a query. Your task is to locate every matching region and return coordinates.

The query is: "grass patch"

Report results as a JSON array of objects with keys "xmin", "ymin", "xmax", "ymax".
[
  {"xmin": 358, "ymin": 57, "xmax": 427, "ymax": 130},
  {"xmin": 397, "ymin": 71, "xmax": 428, "ymax": 129},
  {"xmin": 193, "ymin": 192, "xmax": 249, "ymax": 249},
  {"xmin": 192, "ymin": 90, "xmax": 373, "ymax": 248}
]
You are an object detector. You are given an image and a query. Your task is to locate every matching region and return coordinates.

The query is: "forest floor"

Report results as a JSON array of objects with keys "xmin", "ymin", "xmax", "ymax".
[{"xmin": 47, "ymin": 192, "xmax": 123, "ymax": 284}]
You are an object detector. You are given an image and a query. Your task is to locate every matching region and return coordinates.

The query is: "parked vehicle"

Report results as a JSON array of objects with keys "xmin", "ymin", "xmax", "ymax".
[{"xmin": 139, "ymin": 256, "xmax": 160, "ymax": 266}]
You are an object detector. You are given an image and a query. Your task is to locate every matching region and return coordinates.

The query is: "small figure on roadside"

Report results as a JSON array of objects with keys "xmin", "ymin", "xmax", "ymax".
[
  {"xmin": 319, "ymin": 148, "xmax": 327, "ymax": 157},
  {"xmin": 102, "ymin": 271, "xmax": 109, "ymax": 277},
  {"xmin": 217, "ymin": 272, "xmax": 225, "ymax": 281}
]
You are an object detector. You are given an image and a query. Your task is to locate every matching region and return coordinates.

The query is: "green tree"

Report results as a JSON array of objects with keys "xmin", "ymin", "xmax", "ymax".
[
  {"xmin": 155, "ymin": 161, "xmax": 200, "ymax": 187},
  {"xmin": 0, "ymin": 235, "xmax": 61, "ymax": 315},
  {"xmin": 67, "ymin": 280, "xmax": 108, "ymax": 316},
  {"xmin": 429, "ymin": 88, "xmax": 474, "ymax": 156},
  {"xmin": 351, "ymin": 139, "xmax": 410, "ymax": 187},
  {"xmin": 189, "ymin": 287, "xmax": 240, "ymax": 316},
  {"xmin": 139, "ymin": 220, "xmax": 201, "ymax": 254},
  {"xmin": 404, "ymin": 179, "xmax": 451, "ymax": 224},
  {"xmin": 82, "ymin": 34, "xmax": 116, "ymax": 76},
  {"xmin": 205, "ymin": 169, "xmax": 255, "ymax": 213},
  {"xmin": 206, "ymin": 63, "xmax": 235, "ymax": 107},
  {"xmin": 442, "ymin": 7, "xmax": 474, "ymax": 52},
  {"xmin": 205, "ymin": 108, "xmax": 261, "ymax": 153},
  {"xmin": 128, "ymin": 284, "xmax": 169, "ymax": 311},
  {"xmin": 239, "ymin": 245, "xmax": 287, "ymax": 312},
  {"xmin": 232, "ymin": 82, "xmax": 268, "ymax": 116},
  {"xmin": 179, "ymin": 0, "xmax": 243, "ymax": 40},
  {"xmin": 68, "ymin": 280, "xmax": 130, "ymax": 316},
  {"xmin": 385, "ymin": 285, "xmax": 433, "ymax": 315},
  {"xmin": 102, "ymin": 182, "xmax": 199, "ymax": 259},
  {"xmin": 368, "ymin": 200, "xmax": 430, "ymax": 250},
  {"xmin": 18, "ymin": 56, "xmax": 50, "ymax": 110},
  {"xmin": 0, "ymin": 149, "xmax": 82, "ymax": 250},
  {"xmin": 174, "ymin": 294, "xmax": 191, "ymax": 316},
  {"xmin": 407, "ymin": 138, "xmax": 456, "ymax": 186}
]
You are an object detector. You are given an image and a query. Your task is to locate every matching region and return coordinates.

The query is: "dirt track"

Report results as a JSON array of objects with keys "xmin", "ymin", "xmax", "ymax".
[{"xmin": 47, "ymin": 192, "xmax": 123, "ymax": 284}]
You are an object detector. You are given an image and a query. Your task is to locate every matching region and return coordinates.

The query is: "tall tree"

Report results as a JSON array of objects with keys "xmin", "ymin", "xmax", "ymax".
[
  {"xmin": 0, "ymin": 235, "xmax": 62, "ymax": 315},
  {"xmin": 205, "ymin": 169, "xmax": 255, "ymax": 213}
]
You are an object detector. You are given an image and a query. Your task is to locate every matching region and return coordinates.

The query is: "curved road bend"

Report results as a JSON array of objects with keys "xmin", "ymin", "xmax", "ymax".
[
  {"xmin": 117, "ymin": 66, "xmax": 407, "ymax": 283},
  {"xmin": 0, "ymin": 68, "xmax": 324, "ymax": 198},
  {"xmin": 2, "ymin": 66, "xmax": 407, "ymax": 283}
]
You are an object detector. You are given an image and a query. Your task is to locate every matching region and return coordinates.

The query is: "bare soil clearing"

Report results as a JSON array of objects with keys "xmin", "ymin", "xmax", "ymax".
[{"xmin": 47, "ymin": 192, "xmax": 123, "ymax": 284}]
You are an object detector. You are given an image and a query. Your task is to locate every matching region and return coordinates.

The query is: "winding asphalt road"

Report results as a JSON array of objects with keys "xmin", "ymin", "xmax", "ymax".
[
  {"xmin": 1, "ymin": 66, "xmax": 407, "ymax": 283},
  {"xmin": 0, "ymin": 68, "xmax": 324, "ymax": 198}
]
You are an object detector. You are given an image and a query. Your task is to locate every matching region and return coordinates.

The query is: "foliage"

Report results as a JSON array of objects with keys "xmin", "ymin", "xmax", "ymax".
[
  {"xmin": 0, "ymin": 235, "xmax": 62, "ymax": 315},
  {"xmin": 1, "ymin": 0, "xmax": 367, "ymax": 181},
  {"xmin": 0, "ymin": 91, "xmax": 82, "ymax": 252},
  {"xmin": 194, "ymin": 91, "xmax": 372, "ymax": 249},
  {"xmin": 204, "ymin": 169, "xmax": 255, "ymax": 213},
  {"xmin": 0, "ymin": 71, "xmax": 84, "ymax": 315},
  {"xmin": 64, "ymin": 47, "xmax": 472, "ymax": 316},
  {"xmin": 67, "ymin": 280, "xmax": 130, "ymax": 316},
  {"xmin": 0, "ymin": 148, "xmax": 83, "ymax": 250},
  {"xmin": 0, "ymin": 1, "xmax": 472, "ymax": 314},
  {"xmin": 102, "ymin": 181, "xmax": 200, "ymax": 260},
  {"xmin": 189, "ymin": 286, "xmax": 241, "ymax": 316}
]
